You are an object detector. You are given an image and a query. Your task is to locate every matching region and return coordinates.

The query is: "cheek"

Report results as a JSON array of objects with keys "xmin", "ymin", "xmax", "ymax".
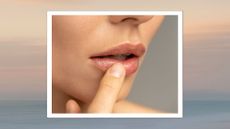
[
  {"xmin": 52, "ymin": 37, "xmax": 101, "ymax": 103},
  {"xmin": 52, "ymin": 17, "xmax": 105, "ymax": 103},
  {"xmin": 53, "ymin": 66, "xmax": 102, "ymax": 103},
  {"xmin": 53, "ymin": 47, "xmax": 104, "ymax": 103}
]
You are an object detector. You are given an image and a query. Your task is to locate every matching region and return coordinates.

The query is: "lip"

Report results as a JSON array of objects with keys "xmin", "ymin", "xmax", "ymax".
[{"xmin": 90, "ymin": 43, "xmax": 146, "ymax": 76}]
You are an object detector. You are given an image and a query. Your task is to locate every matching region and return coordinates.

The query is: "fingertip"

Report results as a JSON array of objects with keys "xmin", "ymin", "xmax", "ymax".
[
  {"xmin": 108, "ymin": 63, "xmax": 125, "ymax": 78},
  {"xmin": 65, "ymin": 99, "xmax": 81, "ymax": 113}
]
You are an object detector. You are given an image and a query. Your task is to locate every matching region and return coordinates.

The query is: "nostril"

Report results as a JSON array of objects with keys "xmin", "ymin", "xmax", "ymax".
[
  {"xmin": 121, "ymin": 17, "xmax": 137, "ymax": 22},
  {"xmin": 109, "ymin": 16, "xmax": 153, "ymax": 25}
]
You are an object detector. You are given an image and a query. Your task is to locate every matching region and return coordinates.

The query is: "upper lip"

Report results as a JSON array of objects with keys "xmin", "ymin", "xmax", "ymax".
[{"xmin": 90, "ymin": 43, "xmax": 146, "ymax": 58}]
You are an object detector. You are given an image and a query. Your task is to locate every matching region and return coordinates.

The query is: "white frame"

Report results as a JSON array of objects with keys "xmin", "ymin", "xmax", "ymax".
[{"xmin": 47, "ymin": 11, "xmax": 183, "ymax": 118}]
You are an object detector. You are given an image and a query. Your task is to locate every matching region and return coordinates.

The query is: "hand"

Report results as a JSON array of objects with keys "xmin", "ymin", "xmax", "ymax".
[{"xmin": 65, "ymin": 63, "xmax": 126, "ymax": 113}]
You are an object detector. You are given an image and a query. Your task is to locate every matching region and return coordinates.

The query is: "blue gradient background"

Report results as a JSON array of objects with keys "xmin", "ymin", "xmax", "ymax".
[{"xmin": 0, "ymin": 0, "xmax": 230, "ymax": 128}]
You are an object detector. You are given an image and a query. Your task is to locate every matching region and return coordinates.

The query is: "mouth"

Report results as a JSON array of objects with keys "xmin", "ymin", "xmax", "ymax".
[{"xmin": 90, "ymin": 43, "xmax": 146, "ymax": 76}]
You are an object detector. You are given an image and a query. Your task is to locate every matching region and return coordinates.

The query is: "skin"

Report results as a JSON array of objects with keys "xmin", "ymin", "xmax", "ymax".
[{"xmin": 52, "ymin": 15, "xmax": 165, "ymax": 113}]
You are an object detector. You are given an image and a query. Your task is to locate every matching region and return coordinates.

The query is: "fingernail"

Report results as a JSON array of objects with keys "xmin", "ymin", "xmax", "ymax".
[{"xmin": 109, "ymin": 63, "xmax": 124, "ymax": 78}]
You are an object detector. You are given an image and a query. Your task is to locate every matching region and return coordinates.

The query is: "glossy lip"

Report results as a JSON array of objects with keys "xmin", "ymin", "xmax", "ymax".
[{"xmin": 90, "ymin": 43, "xmax": 146, "ymax": 76}]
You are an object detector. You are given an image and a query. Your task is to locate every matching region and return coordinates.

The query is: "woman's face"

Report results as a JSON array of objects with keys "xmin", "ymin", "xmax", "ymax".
[{"xmin": 52, "ymin": 16, "xmax": 164, "ymax": 103}]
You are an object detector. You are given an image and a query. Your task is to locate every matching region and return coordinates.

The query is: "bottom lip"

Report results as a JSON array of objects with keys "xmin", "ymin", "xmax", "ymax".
[{"xmin": 91, "ymin": 57, "xmax": 139, "ymax": 76}]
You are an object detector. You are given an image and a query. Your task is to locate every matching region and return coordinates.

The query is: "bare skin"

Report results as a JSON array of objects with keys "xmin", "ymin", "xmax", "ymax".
[
  {"xmin": 52, "ymin": 15, "xmax": 165, "ymax": 113},
  {"xmin": 65, "ymin": 63, "xmax": 162, "ymax": 113}
]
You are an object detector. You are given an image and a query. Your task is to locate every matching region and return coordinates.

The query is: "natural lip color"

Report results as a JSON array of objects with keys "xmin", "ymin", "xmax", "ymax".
[
  {"xmin": 90, "ymin": 43, "xmax": 146, "ymax": 75},
  {"xmin": 90, "ymin": 43, "xmax": 146, "ymax": 58}
]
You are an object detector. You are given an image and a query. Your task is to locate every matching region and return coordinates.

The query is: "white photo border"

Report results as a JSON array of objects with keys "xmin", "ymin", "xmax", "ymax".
[{"xmin": 47, "ymin": 11, "xmax": 183, "ymax": 118}]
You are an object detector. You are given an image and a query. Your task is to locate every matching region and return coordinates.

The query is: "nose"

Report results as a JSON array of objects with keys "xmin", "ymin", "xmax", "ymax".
[{"xmin": 108, "ymin": 16, "xmax": 153, "ymax": 25}]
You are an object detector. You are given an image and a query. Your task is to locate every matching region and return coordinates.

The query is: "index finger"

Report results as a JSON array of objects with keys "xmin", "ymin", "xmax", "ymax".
[{"xmin": 88, "ymin": 63, "xmax": 126, "ymax": 113}]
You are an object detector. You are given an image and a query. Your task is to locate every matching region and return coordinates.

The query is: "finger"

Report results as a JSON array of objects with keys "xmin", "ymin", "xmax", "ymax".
[
  {"xmin": 65, "ymin": 99, "xmax": 81, "ymax": 113},
  {"xmin": 88, "ymin": 63, "xmax": 125, "ymax": 113}
]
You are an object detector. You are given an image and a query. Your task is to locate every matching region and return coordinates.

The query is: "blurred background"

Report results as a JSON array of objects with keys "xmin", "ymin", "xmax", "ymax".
[
  {"xmin": 0, "ymin": 0, "xmax": 230, "ymax": 129},
  {"xmin": 1, "ymin": 0, "xmax": 229, "ymax": 102},
  {"xmin": 128, "ymin": 16, "xmax": 179, "ymax": 113}
]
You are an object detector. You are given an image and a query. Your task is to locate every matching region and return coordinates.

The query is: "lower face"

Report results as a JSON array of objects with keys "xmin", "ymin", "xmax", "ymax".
[{"xmin": 52, "ymin": 16, "xmax": 164, "ymax": 104}]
